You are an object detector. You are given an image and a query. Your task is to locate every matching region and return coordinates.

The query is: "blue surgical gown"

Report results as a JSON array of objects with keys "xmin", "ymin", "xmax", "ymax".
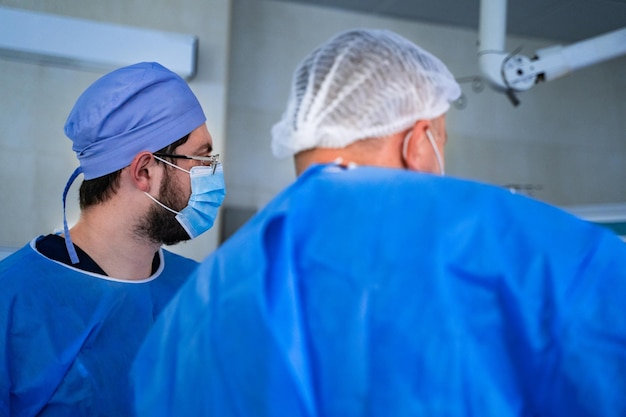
[
  {"xmin": 133, "ymin": 164, "xmax": 626, "ymax": 417},
  {"xmin": 0, "ymin": 238, "xmax": 197, "ymax": 416}
]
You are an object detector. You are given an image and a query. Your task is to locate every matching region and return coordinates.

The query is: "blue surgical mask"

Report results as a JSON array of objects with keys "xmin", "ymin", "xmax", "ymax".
[{"xmin": 146, "ymin": 157, "xmax": 226, "ymax": 239}]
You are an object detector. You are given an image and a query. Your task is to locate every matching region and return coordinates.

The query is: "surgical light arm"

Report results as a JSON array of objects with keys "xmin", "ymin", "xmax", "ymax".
[{"xmin": 478, "ymin": 0, "xmax": 626, "ymax": 105}]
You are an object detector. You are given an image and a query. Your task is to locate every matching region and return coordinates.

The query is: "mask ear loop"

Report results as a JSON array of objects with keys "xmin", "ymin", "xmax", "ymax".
[
  {"xmin": 426, "ymin": 129, "xmax": 445, "ymax": 176},
  {"xmin": 401, "ymin": 129, "xmax": 413, "ymax": 162},
  {"xmin": 402, "ymin": 129, "xmax": 445, "ymax": 176},
  {"xmin": 144, "ymin": 192, "xmax": 181, "ymax": 215},
  {"xmin": 145, "ymin": 155, "xmax": 185, "ymax": 215}
]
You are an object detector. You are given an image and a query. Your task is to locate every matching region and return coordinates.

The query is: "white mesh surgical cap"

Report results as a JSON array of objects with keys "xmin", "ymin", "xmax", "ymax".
[{"xmin": 271, "ymin": 29, "xmax": 461, "ymax": 158}]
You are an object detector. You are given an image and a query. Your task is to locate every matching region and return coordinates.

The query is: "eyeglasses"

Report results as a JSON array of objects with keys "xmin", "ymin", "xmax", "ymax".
[{"xmin": 154, "ymin": 153, "xmax": 220, "ymax": 172}]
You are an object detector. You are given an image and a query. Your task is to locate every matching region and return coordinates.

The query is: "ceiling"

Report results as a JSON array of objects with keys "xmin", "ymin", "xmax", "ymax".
[{"xmin": 273, "ymin": 0, "xmax": 626, "ymax": 43}]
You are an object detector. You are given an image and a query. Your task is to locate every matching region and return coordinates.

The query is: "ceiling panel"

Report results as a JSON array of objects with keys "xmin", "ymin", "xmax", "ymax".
[{"xmin": 271, "ymin": 0, "xmax": 626, "ymax": 43}]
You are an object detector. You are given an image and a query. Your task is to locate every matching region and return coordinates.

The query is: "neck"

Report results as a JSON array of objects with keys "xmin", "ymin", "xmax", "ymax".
[
  {"xmin": 294, "ymin": 135, "xmax": 405, "ymax": 176},
  {"xmin": 68, "ymin": 205, "xmax": 160, "ymax": 281}
]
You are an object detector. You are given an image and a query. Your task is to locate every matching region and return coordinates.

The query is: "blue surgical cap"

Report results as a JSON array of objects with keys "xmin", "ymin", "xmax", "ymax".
[
  {"xmin": 65, "ymin": 61, "xmax": 206, "ymax": 180},
  {"xmin": 62, "ymin": 62, "xmax": 206, "ymax": 264}
]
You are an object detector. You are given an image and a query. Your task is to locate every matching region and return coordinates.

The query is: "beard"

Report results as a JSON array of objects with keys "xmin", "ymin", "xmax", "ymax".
[{"xmin": 137, "ymin": 169, "xmax": 191, "ymax": 246}]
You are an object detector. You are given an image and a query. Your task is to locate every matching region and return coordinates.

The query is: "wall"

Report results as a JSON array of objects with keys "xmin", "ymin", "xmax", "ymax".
[
  {"xmin": 224, "ymin": 0, "xmax": 626, "ymax": 218},
  {"xmin": 0, "ymin": 0, "xmax": 232, "ymax": 260}
]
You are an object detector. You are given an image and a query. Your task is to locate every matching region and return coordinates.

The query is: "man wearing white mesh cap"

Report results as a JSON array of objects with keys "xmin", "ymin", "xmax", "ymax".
[
  {"xmin": 271, "ymin": 29, "xmax": 459, "ymax": 176},
  {"xmin": 133, "ymin": 30, "xmax": 626, "ymax": 416}
]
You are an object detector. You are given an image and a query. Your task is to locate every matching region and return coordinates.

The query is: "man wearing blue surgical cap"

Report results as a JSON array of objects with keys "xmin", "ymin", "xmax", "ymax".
[
  {"xmin": 133, "ymin": 30, "xmax": 626, "ymax": 416},
  {"xmin": 0, "ymin": 62, "xmax": 225, "ymax": 416}
]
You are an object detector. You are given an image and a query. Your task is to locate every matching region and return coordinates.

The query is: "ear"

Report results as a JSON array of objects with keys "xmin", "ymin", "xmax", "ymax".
[
  {"xmin": 402, "ymin": 119, "xmax": 432, "ymax": 171},
  {"xmin": 127, "ymin": 152, "xmax": 160, "ymax": 192}
]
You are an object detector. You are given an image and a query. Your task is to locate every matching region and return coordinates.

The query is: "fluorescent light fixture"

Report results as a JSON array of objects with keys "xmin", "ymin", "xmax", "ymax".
[{"xmin": 0, "ymin": 6, "xmax": 197, "ymax": 79}]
